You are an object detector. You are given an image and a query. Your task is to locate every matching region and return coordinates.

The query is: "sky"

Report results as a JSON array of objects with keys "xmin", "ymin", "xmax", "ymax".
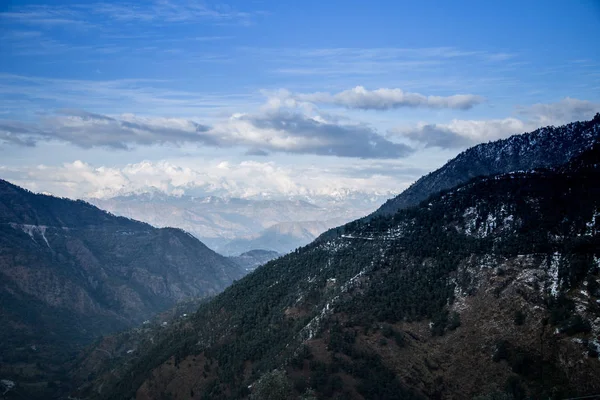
[{"xmin": 1, "ymin": 0, "xmax": 599, "ymax": 201}]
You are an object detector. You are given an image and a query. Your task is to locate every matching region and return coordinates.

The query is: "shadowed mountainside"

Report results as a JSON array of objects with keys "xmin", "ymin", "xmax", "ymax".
[{"xmin": 0, "ymin": 180, "xmax": 245, "ymax": 398}]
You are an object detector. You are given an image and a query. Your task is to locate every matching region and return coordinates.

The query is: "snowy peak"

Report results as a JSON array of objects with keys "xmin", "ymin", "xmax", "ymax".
[{"xmin": 88, "ymin": 191, "xmax": 388, "ymax": 255}]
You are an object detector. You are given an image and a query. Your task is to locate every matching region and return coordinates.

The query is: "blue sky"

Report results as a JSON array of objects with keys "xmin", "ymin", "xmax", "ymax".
[{"xmin": 0, "ymin": 0, "xmax": 599, "ymax": 200}]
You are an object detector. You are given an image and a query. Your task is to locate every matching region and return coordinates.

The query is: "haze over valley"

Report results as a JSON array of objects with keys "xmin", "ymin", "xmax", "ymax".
[{"xmin": 88, "ymin": 190, "xmax": 391, "ymax": 255}]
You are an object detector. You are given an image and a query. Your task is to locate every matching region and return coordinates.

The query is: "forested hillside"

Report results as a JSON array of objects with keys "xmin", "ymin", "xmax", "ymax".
[
  {"xmin": 78, "ymin": 144, "xmax": 600, "ymax": 400},
  {"xmin": 0, "ymin": 180, "xmax": 245, "ymax": 399}
]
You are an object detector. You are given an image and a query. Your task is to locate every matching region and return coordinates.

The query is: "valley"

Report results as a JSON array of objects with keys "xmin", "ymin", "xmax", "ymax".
[{"xmin": 2, "ymin": 2, "xmax": 599, "ymax": 399}]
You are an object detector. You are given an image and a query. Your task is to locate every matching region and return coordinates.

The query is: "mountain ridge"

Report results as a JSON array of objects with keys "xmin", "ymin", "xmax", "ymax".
[
  {"xmin": 314, "ymin": 114, "xmax": 600, "ymax": 248},
  {"xmin": 0, "ymin": 179, "xmax": 246, "ymax": 399},
  {"xmin": 373, "ymin": 113, "xmax": 600, "ymax": 217}
]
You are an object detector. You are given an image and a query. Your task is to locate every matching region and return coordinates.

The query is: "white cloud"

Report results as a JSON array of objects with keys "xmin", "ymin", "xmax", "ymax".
[
  {"xmin": 211, "ymin": 109, "xmax": 413, "ymax": 158},
  {"xmin": 0, "ymin": 74, "xmax": 253, "ymax": 116},
  {"xmin": 0, "ymin": 1, "xmax": 262, "ymax": 28},
  {"xmin": 243, "ymin": 47, "xmax": 516, "ymax": 77},
  {"xmin": 0, "ymin": 111, "xmax": 213, "ymax": 149},
  {"xmin": 392, "ymin": 98, "xmax": 600, "ymax": 149},
  {"xmin": 0, "ymin": 108, "xmax": 413, "ymax": 159},
  {"xmin": 3, "ymin": 158, "xmax": 421, "ymax": 201},
  {"xmin": 88, "ymin": 1, "xmax": 262, "ymax": 25},
  {"xmin": 282, "ymin": 86, "xmax": 484, "ymax": 110},
  {"xmin": 393, "ymin": 118, "xmax": 531, "ymax": 148},
  {"xmin": 517, "ymin": 97, "xmax": 600, "ymax": 126}
]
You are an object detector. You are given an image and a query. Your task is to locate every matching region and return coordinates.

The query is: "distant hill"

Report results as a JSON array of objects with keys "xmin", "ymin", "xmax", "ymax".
[
  {"xmin": 228, "ymin": 249, "xmax": 281, "ymax": 272},
  {"xmin": 0, "ymin": 179, "xmax": 245, "ymax": 398},
  {"xmin": 220, "ymin": 219, "xmax": 347, "ymax": 255}
]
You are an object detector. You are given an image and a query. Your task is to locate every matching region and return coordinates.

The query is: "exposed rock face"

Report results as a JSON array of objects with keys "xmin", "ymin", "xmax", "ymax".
[{"xmin": 0, "ymin": 179, "xmax": 245, "ymax": 397}]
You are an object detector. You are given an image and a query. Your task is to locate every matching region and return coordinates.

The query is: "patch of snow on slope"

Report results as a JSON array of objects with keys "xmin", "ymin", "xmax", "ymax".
[
  {"xmin": 586, "ymin": 209, "xmax": 599, "ymax": 236},
  {"xmin": 478, "ymin": 213, "xmax": 497, "ymax": 237},
  {"xmin": 298, "ymin": 296, "xmax": 339, "ymax": 342},
  {"xmin": 516, "ymin": 268, "xmax": 545, "ymax": 295},
  {"xmin": 9, "ymin": 223, "xmax": 52, "ymax": 249},
  {"xmin": 503, "ymin": 214, "xmax": 514, "ymax": 226},
  {"xmin": 341, "ymin": 268, "xmax": 367, "ymax": 293},
  {"xmin": 463, "ymin": 207, "xmax": 477, "ymax": 236},
  {"xmin": 451, "ymin": 278, "xmax": 469, "ymax": 312},
  {"xmin": 298, "ymin": 266, "xmax": 370, "ymax": 342},
  {"xmin": 321, "ymin": 240, "xmax": 349, "ymax": 253},
  {"xmin": 548, "ymin": 252, "xmax": 561, "ymax": 297},
  {"xmin": 1, "ymin": 380, "xmax": 15, "ymax": 395},
  {"xmin": 462, "ymin": 204, "xmax": 516, "ymax": 238},
  {"xmin": 341, "ymin": 234, "xmax": 374, "ymax": 240}
]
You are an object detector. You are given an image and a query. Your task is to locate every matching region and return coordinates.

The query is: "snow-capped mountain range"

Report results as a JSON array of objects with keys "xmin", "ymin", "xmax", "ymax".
[{"xmin": 89, "ymin": 190, "xmax": 392, "ymax": 255}]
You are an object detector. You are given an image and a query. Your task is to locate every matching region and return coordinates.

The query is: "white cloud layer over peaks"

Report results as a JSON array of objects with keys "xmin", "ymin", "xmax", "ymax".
[
  {"xmin": 394, "ymin": 118, "xmax": 531, "ymax": 149},
  {"xmin": 0, "ymin": 108, "xmax": 413, "ymax": 159},
  {"xmin": 3, "ymin": 158, "xmax": 421, "ymax": 201},
  {"xmin": 391, "ymin": 97, "xmax": 600, "ymax": 149},
  {"xmin": 517, "ymin": 97, "xmax": 600, "ymax": 126},
  {"xmin": 268, "ymin": 86, "xmax": 485, "ymax": 110}
]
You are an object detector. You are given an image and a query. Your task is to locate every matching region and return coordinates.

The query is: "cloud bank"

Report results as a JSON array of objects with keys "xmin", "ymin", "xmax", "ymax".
[
  {"xmin": 392, "ymin": 98, "xmax": 600, "ymax": 149},
  {"xmin": 2, "ymin": 158, "xmax": 420, "ymax": 200},
  {"xmin": 0, "ymin": 108, "xmax": 413, "ymax": 159},
  {"xmin": 272, "ymin": 86, "xmax": 485, "ymax": 110}
]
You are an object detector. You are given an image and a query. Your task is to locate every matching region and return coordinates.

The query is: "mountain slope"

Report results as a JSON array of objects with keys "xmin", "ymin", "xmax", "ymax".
[
  {"xmin": 0, "ymin": 180, "xmax": 245, "ymax": 398},
  {"xmin": 81, "ymin": 144, "xmax": 600, "ymax": 400},
  {"xmin": 371, "ymin": 113, "xmax": 600, "ymax": 218}
]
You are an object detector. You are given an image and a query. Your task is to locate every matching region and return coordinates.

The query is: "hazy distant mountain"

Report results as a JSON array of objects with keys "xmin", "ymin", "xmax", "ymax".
[
  {"xmin": 228, "ymin": 249, "xmax": 281, "ymax": 272},
  {"xmin": 89, "ymin": 192, "xmax": 389, "ymax": 255},
  {"xmin": 219, "ymin": 218, "xmax": 348, "ymax": 255}
]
